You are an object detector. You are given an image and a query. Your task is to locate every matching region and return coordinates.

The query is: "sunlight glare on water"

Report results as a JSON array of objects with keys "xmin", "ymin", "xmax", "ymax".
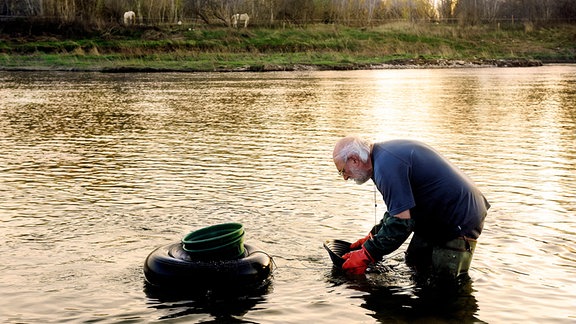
[{"xmin": 0, "ymin": 66, "xmax": 575, "ymax": 323}]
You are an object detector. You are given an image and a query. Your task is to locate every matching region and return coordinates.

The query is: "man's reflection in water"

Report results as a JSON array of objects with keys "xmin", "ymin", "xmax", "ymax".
[
  {"xmin": 328, "ymin": 258, "xmax": 484, "ymax": 323},
  {"xmin": 364, "ymin": 274, "xmax": 482, "ymax": 323}
]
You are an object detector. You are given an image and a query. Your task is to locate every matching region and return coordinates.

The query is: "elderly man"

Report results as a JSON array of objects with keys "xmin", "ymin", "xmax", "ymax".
[{"xmin": 332, "ymin": 136, "xmax": 490, "ymax": 277}]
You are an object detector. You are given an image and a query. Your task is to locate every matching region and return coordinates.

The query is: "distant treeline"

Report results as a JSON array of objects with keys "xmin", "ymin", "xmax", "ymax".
[{"xmin": 0, "ymin": 0, "xmax": 574, "ymax": 28}]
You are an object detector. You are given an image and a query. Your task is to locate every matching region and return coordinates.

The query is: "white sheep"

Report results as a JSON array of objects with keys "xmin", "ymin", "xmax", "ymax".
[
  {"xmin": 123, "ymin": 11, "xmax": 136, "ymax": 25},
  {"xmin": 231, "ymin": 13, "xmax": 250, "ymax": 28}
]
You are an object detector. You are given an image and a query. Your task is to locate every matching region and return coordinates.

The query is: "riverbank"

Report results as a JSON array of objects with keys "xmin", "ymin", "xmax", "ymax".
[{"xmin": 0, "ymin": 22, "xmax": 574, "ymax": 72}]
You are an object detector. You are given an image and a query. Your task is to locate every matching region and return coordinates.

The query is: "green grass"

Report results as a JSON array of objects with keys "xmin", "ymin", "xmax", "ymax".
[{"xmin": 0, "ymin": 22, "xmax": 574, "ymax": 71}]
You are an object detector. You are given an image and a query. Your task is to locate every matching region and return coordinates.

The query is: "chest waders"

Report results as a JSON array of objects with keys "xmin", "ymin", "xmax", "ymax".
[
  {"xmin": 406, "ymin": 234, "xmax": 477, "ymax": 279},
  {"xmin": 431, "ymin": 236, "xmax": 477, "ymax": 278}
]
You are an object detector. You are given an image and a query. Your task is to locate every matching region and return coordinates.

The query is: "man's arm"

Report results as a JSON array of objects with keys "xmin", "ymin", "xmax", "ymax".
[
  {"xmin": 363, "ymin": 210, "xmax": 414, "ymax": 261},
  {"xmin": 395, "ymin": 209, "xmax": 411, "ymax": 219}
]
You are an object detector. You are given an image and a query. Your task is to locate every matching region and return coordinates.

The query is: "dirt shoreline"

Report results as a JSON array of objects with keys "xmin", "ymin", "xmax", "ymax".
[{"xmin": 0, "ymin": 58, "xmax": 547, "ymax": 73}]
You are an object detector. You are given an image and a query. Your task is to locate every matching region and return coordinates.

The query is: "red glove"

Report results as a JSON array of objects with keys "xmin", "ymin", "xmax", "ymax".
[
  {"xmin": 342, "ymin": 246, "xmax": 375, "ymax": 275},
  {"xmin": 350, "ymin": 232, "xmax": 372, "ymax": 250}
]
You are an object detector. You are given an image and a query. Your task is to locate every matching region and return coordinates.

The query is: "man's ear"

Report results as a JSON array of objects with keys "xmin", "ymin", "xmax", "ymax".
[{"xmin": 350, "ymin": 154, "xmax": 359, "ymax": 164}]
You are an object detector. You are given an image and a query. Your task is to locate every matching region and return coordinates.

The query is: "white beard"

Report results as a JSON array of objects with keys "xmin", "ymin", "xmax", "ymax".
[
  {"xmin": 354, "ymin": 176, "xmax": 370, "ymax": 185},
  {"xmin": 349, "ymin": 165, "xmax": 371, "ymax": 185}
]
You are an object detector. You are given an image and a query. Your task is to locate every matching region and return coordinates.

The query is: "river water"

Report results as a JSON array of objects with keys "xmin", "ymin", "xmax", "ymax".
[{"xmin": 0, "ymin": 65, "xmax": 574, "ymax": 323}]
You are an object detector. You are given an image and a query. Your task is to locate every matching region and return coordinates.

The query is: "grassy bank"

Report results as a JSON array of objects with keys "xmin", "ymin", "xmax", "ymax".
[{"xmin": 0, "ymin": 22, "xmax": 574, "ymax": 72}]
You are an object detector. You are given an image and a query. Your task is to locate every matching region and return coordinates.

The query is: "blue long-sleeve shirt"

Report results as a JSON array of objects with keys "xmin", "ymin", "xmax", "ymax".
[{"xmin": 371, "ymin": 140, "xmax": 490, "ymax": 243}]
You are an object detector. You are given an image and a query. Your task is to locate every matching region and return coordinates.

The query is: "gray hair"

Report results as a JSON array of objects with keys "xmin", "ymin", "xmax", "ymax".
[{"xmin": 334, "ymin": 136, "xmax": 371, "ymax": 163}]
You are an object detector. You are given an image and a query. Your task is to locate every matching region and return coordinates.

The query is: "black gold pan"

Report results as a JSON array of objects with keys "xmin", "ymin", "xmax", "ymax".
[{"xmin": 323, "ymin": 239, "xmax": 351, "ymax": 268}]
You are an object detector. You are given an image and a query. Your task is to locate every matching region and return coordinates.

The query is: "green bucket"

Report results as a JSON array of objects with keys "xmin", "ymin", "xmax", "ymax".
[{"xmin": 182, "ymin": 223, "xmax": 245, "ymax": 260}]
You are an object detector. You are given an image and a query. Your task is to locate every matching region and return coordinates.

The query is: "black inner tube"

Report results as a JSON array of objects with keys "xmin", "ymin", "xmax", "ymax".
[{"xmin": 144, "ymin": 242, "xmax": 273, "ymax": 290}]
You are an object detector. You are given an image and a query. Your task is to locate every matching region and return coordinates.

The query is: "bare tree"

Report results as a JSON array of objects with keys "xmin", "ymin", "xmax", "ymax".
[
  {"xmin": 483, "ymin": 0, "xmax": 502, "ymax": 22},
  {"xmin": 1, "ymin": 0, "xmax": 574, "ymax": 29}
]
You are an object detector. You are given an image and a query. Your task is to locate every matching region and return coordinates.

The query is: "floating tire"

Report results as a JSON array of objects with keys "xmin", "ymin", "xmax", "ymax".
[{"xmin": 144, "ymin": 242, "xmax": 273, "ymax": 290}]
